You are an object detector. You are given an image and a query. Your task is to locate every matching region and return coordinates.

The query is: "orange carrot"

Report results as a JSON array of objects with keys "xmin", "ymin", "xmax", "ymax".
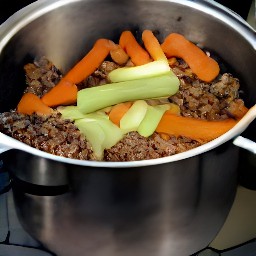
[
  {"xmin": 110, "ymin": 44, "xmax": 129, "ymax": 65},
  {"xmin": 226, "ymin": 100, "xmax": 249, "ymax": 119},
  {"xmin": 41, "ymin": 79, "xmax": 78, "ymax": 107},
  {"xmin": 42, "ymin": 38, "xmax": 116, "ymax": 107},
  {"xmin": 165, "ymin": 104, "xmax": 181, "ymax": 115},
  {"xmin": 64, "ymin": 38, "xmax": 116, "ymax": 84},
  {"xmin": 119, "ymin": 31, "xmax": 152, "ymax": 66},
  {"xmin": 156, "ymin": 113, "xmax": 238, "ymax": 141},
  {"xmin": 109, "ymin": 102, "xmax": 133, "ymax": 126},
  {"xmin": 17, "ymin": 93, "xmax": 53, "ymax": 115},
  {"xmin": 142, "ymin": 30, "xmax": 167, "ymax": 61},
  {"xmin": 160, "ymin": 133, "xmax": 170, "ymax": 141},
  {"xmin": 161, "ymin": 33, "xmax": 220, "ymax": 82},
  {"xmin": 168, "ymin": 57, "xmax": 177, "ymax": 66}
]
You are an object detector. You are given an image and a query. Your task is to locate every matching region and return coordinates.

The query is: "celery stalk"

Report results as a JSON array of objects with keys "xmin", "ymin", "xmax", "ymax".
[
  {"xmin": 108, "ymin": 60, "xmax": 172, "ymax": 83},
  {"xmin": 77, "ymin": 72, "xmax": 179, "ymax": 114},
  {"xmin": 120, "ymin": 100, "xmax": 148, "ymax": 133},
  {"xmin": 75, "ymin": 119, "xmax": 105, "ymax": 159},
  {"xmin": 75, "ymin": 113, "xmax": 124, "ymax": 159},
  {"xmin": 138, "ymin": 104, "xmax": 170, "ymax": 137},
  {"xmin": 58, "ymin": 106, "xmax": 86, "ymax": 120}
]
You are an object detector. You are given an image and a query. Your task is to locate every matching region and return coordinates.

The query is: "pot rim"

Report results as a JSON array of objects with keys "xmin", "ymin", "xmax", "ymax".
[{"xmin": 0, "ymin": 0, "xmax": 255, "ymax": 168}]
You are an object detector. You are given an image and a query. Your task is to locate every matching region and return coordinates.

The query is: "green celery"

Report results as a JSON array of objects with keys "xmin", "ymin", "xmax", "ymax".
[
  {"xmin": 75, "ymin": 113, "xmax": 124, "ymax": 160},
  {"xmin": 77, "ymin": 72, "xmax": 179, "ymax": 114},
  {"xmin": 58, "ymin": 106, "xmax": 86, "ymax": 120},
  {"xmin": 108, "ymin": 60, "xmax": 172, "ymax": 83},
  {"xmin": 120, "ymin": 100, "xmax": 148, "ymax": 133},
  {"xmin": 138, "ymin": 104, "xmax": 170, "ymax": 137},
  {"xmin": 75, "ymin": 119, "xmax": 106, "ymax": 159}
]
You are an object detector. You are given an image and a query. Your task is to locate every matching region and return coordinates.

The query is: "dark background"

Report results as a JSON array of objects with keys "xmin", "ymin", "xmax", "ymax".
[{"xmin": 0, "ymin": 0, "xmax": 253, "ymax": 24}]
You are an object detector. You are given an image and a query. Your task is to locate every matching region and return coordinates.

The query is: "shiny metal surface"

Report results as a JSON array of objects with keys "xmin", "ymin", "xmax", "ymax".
[
  {"xmin": 0, "ymin": 0, "xmax": 255, "ymax": 255},
  {"xmin": 12, "ymin": 143, "xmax": 238, "ymax": 256},
  {"xmin": 7, "ymin": 151, "xmax": 68, "ymax": 186},
  {"xmin": 0, "ymin": 0, "xmax": 256, "ymax": 168}
]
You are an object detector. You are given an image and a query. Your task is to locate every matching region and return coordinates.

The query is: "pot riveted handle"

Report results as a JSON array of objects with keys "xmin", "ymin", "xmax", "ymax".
[
  {"xmin": 0, "ymin": 132, "xmax": 14, "ymax": 153},
  {"xmin": 232, "ymin": 104, "xmax": 256, "ymax": 154},
  {"xmin": 233, "ymin": 136, "xmax": 256, "ymax": 154},
  {"xmin": 0, "ymin": 144, "xmax": 12, "ymax": 154},
  {"xmin": 0, "ymin": 132, "xmax": 36, "ymax": 155}
]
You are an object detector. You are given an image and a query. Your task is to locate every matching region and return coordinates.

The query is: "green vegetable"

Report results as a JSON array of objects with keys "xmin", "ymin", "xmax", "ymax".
[
  {"xmin": 77, "ymin": 72, "xmax": 180, "ymax": 114},
  {"xmin": 75, "ymin": 119, "xmax": 105, "ymax": 159},
  {"xmin": 75, "ymin": 113, "xmax": 124, "ymax": 159},
  {"xmin": 108, "ymin": 60, "xmax": 172, "ymax": 82},
  {"xmin": 58, "ymin": 106, "xmax": 86, "ymax": 120},
  {"xmin": 138, "ymin": 104, "xmax": 170, "ymax": 137},
  {"xmin": 59, "ymin": 107, "xmax": 123, "ymax": 159},
  {"xmin": 120, "ymin": 100, "xmax": 148, "ymax": 133}
]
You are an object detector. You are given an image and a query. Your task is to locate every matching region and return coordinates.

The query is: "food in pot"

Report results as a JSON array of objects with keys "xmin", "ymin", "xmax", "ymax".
[{"xmin": 0, "ymin": 30, "xmax": 249, "ymax": 161}]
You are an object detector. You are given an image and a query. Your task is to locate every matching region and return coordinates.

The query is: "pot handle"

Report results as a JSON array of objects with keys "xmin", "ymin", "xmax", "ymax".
[
  {"xmin": 0, "ymin": 145, "xmax": 12, "ymax": 154},
  {"xmin": 232, "ymin": 104, "xmax": 256, "ymax": 154},
  {"xmin": 233, "ymin": 136, "xmax": 256, "ymax": 154},
  {"xmin": 0, "ymin": 132, "xmax": 15, "ymax": 154}
]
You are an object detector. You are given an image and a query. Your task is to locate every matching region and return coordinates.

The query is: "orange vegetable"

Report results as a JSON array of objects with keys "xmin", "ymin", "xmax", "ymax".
[
  {"xmin": 226, "ymin": 100, "xmax": 249, "ymax": 119},
  {"xmin": 17, "ymin": 93, "xmax": 53, "ymax": 115},
  {"xmin": 142, "ymin": 30, "xmax": 167, "ymax": 61},
  {"xmin": 108, "ymin": 101, "xmax": 133, "ymax": 126},
  {"xmin": 65, "ymin": 38, "xmax": 116, "ymax": 84},
  {"xmin": 119, "ymin": 31, "xmax": 152, "ymax": 66},
  {"xmin": 42, "ymin": 38, "xmax": 116, "ymax": 107},
  {"xmin": 41, "ymin": 79, "xmax": 78, "ymax": 107},
  {"xmin": 165, "ymin": 104, "xmax": 181, "ymax": 115},
  {"xmin": 168, "ymin": 57, "xmax": 177, "ymax": 66},
  {"xmin": 161, "ymin": 33, "xmax": 220, "ymax": 82},
  {"xmin": 110, "ymin": 44, "xmax": 129, "ymax": 65},
  {"xmin": 156, "ymin": 113, "xmax": 238, "ymax": 141},
  {"xmin": 160, "ymin": 133, "xmax": 171, "ymax": 141}
]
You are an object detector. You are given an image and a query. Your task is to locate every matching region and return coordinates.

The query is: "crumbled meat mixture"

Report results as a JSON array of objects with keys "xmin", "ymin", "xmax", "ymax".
[
  {"xmin": 210, "ymin": 73, "xmax": 240, "ymax": 101},
  {"xmin": 0, "ymin": 56, "xmax": 247, "ymax": 161},
  {"xmin": 78, "ymin": 61, "xmax": 120, "ymax": 89},
  {"xmin": 0, "ymin": 111, "xmax": 95, "ymax": 160},
  {"xmin": 104, "ymin": 132, "xmax": 202, "ymax": 161},
  {"xmin": 169, "ymin": 59, "xmax": 242, "ymax": 120},
  {"xmin": 24, "ymin": 56, "xmax": 62, "ymax": 97}
]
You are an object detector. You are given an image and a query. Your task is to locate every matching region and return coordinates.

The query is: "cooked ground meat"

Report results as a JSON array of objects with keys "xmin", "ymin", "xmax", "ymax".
[
  {"xmin": 78, "ymin": 61, "xmax": 120, "ymax": 89},
  {"xmin": 0, "ymin": 56, "xmax": 246, "ymax": 161},
  {"xmin": 104, "ymin": 132, "xmax": 202, "ymax": 161},
  {"xmin": 24, "ymin": 56, "xmax": 62, "ymax": 97},
  {"xmin": 169, "ymin": 59, "xmax": 242, "ymax": 120},
  {"xmin": 0, "ymin": 111, "xmax": 94, "ymax": 160}
]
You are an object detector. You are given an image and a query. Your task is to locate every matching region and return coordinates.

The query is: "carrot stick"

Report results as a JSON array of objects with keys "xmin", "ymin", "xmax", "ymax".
[
  {"xmin": 108, "ymin": 101, "xmax": 133, "ymax": 126},
  {"xmin": 42, "ymin": 38, "xmax": 116, "ymax": 107},
  {"xmin": 41, "ymin": 79, "xmax": 78, "ymax": 107},
  {"xmin": 142, "ymin": 30, "xmax": 167, "ymax": 61},
  {"xmin": 64, "ymin": 38, "xmax": 116, "ymax": 84},
  {"xmin": 161, "ymin": 33, "xmax": 220, "ymax": 82},
  {"xmin": 110, "ymin": 44, "xmax": 129, "ymax": 65},
  {"xmin": 156, "ymin": 113, "xmax": 238, "ymax": 141},
  {"xmin": 226, "ymin": 100, "xmax": 249, "ymax": 119},
  {"xmin": 119, "ymin": 31, "xmax": 152, "ymax": 66},
  {"xmin": 17, "ymin": 93, "xmax": 53, "ymax": 115}
]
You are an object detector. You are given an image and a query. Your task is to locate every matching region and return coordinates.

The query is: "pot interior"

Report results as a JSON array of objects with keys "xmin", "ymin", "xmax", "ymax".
[{"xmin": 0, "ymin": 0, "xmax": 255, "ymax": 114}]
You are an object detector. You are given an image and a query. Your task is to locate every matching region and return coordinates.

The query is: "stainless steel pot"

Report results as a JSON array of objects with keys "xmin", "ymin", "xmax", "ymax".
[{"xmin": 0, "ymin": 0, "xmax": 256, "ymax": 255}]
